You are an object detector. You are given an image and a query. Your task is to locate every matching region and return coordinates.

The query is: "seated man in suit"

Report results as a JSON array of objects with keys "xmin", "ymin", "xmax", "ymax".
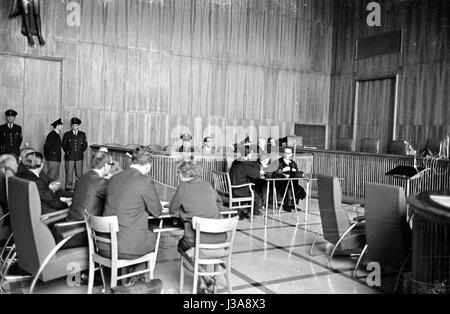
[
  {"xmin": 274, "ymin": 147, "xmax": 306, "ymax": 212},
  {"xmin": 68, "ymin": 151, "xmax": 112, "ymax": 221},
  {"xmin": 178, "ymin": 134, "xmax": 195, "ymax": 153},
  {"xmin": 229, "ymin": 145, "xmax": 264, "ymax": 219},
  {"xmin": 102, "ymin": 147, "xmax": 163, "ymax": 284},
  {"xmin": 202, "ymin": 136, "xmax": 215, "ymax": 155},
  {"xmin": 52, "ymin": 151, "xmax": 113, "ymax": 249},
  {"xmin": 17, "ymin": 151, "xmax": 70, "ymax": 215}
]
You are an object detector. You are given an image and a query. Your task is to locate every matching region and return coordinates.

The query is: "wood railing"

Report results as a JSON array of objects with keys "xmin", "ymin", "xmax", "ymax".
[{"xmin": 298, "ymin": 149, "xmax": 450, "ymax": 203}]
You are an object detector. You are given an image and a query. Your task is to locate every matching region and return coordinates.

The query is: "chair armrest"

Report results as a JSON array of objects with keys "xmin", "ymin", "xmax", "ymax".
[
  {"xmin": 231, "ymin": 183, "xmax": 255, "ymax": 189},
  {"xmin": 353, "ymin": 216, "xmax": 366, "ymax": 222},
  {"xmin": 59, "ymin": 226, "xmax": 86, "ymax": 239},
  {"xmin": 53, "ymin": 220, "xmax": 85, "ymax": 228},
  {"xmin": 0, "ymin": 212, "xmax": 9, "ymax": 222},
  {"xmin": 220, "ymin": 210, "xmax": 238, "ymax": 217},
  {"xmin": 41, "ymin": 209, "xmax": 69, "ymax": 220},
  {"xmin": 41, "ymin": 209, "xmax": 69, "ymax": 225}
]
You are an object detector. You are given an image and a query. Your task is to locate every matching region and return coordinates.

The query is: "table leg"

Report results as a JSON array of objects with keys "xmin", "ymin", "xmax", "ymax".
[
  {"xmin": 305, "ymin": 180, "xmax": 311, "ymax": 223},
  {"xmin": 290, "ymin": 181, "xmax": 298, "ymax": 222},
  {"xmin": 265, "ymin": 181, "xmax": 270, "ymax": 225},
  {"xmin": 279, "ymin": 183, "xmax": 290, "ymax": 214}
]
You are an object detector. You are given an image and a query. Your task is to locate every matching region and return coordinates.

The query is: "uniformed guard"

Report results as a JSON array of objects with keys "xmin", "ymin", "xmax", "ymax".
[
  {"xmin": 0, "ymin": 109, "xmax": 23, "ymax": 158},
  {"xmin": 43, "ymin": 118, "xmax": 64, "ymax": 181},
  {"xmin": 62, "ymin": 117, "xmax": 87, "ymax": 190}
]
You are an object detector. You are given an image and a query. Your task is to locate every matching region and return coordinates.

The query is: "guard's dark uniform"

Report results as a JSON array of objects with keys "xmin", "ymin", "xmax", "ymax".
[
  {"xmin": 44, "ymin": 119, "xmax": 63, "ymax": 180},
  {"xmin": 0, "ymin": 110, "xmax": 22, "ymax": 157},
  {"xmin": 44, "ymin": 130, "xmax": 62, "ymax": 162},
  {"xmin": 62, "ymin": 117, "xmax": 87, "ymax": 190}
]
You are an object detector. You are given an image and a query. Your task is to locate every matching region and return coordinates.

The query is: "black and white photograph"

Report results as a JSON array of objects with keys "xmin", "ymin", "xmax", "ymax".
[{"xmin": 0, "ymin": 0, "xmax": 449, "ymax": 298}]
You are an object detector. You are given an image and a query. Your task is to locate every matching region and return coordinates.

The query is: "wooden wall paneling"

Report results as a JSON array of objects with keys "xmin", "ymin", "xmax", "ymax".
[
  {"xmin": 177, "ymin": 55, "xmax": 192, "ymax": 117},
  {"xmin": 147, "ymin": 51, "xmax": 161, "ymax": 113},
  {"xmin": 168, "ymin": 55, "xmax": 181, "ymax": 115},
  {"xmin": 125, "ymin": 49, "xmax": 152, "ymax": 112},
  {"xmin": 77, "ymin": 43, "xmax": 103, "ymax": 110},
  {"xmin": 103, "ymin": 0, "xmax": 127, "ymax": 48},
  {"xmin": 158, "ymin": 53, "xmax": 170, "ymax": 114},
  {"xmin": 55, "ymin": 42, "xmax": 78, "ymax": 109},
  {"xmin": 54, "ymin": 0, "xmax": 81, "ymax": 42},
  {"xmin": 0, "ymin": 2, "xmax": 11, "ymax": 51},
  {"xmin": 23, "ymin": 58, "xmax": 61, "ymax": 151},
  {"xmin": 101, "ymin": 46, "xmax": 126, "ymax": 112},
  {"xmin": 0, "ymin": 54, "xmax": 24, "ymax": 118},
  {"xmin": 261, "ymin": 67, "xmax": 276, "ymax": 121},
  {"xmin": 209, "ymin": 60, "xmax": 225, "ymax": 118},
  {"xmin": 79, "ymin": 0, "xmax": 104, "ymax": 44}
]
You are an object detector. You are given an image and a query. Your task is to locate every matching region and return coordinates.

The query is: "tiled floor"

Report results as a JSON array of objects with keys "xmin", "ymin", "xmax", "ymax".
[{"xmin": 5, "ymin": 199, "xmax": 394, "ymax": 294}]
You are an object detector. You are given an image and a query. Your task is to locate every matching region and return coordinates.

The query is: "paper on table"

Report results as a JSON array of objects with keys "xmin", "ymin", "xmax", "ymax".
[{"xmin": 430, "ymin": 195, "xmax": 450, "ymax": 208}]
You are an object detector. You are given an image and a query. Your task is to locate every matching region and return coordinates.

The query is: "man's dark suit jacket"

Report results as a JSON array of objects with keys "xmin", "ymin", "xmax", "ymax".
[
  {"xmin": 17, "ymin": 168, "xmax": 68, "ymax": 214},
  {"xmin": 103, "ymin": 168, "xmax": 163, "ymax": 256},
  {"xmin": 44, "ymin": 130, "xmax": 62, "ymax": 162},
  {"xmin": 62, "ymin": 131, "xmax": 87, "ymax": 161},
  {"xmin": 68, "ymin": 170, "xmax": 108, "ymax": 221},
  {"xmin": 229, "ymin": 159, "xmax": 261, "ymax": 197},
  {"xmin": 169, "ymin": 177, "xmax": 225, "ymax": 250},
  {"xmin": 0, "ymin": 124, "xmax": 22, "ymax": 156}
]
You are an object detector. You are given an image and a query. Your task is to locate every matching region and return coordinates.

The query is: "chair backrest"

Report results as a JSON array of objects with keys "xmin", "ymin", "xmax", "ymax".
[
  {"xmin": 388, "ymin": 140, "xmax": 408, "ymax": 155},
  {"xmin": 317, "ymin": 175, "xmax": 352, "ymax": 246},
  {"xmin": 218, "ymin": 146, "xmax": 234, "ymax": 154},
  {"xmin": 4, "ymin": 169, "xmax": 14, "ymax": 203},
  {"xmin": 364, "ymin": 182, "xmax": 411, "ymax": 267},
  {"xmin": 192, "ymin": 216, "xmax": 239, "ymax": 257},
  {"xmin": 125, "ymin": 144, "xmax": 142, "ymax": 150},
  {"xmin": 145, "ymin": 144, "xmax": 163, "ymax": 152},
  {"xmin": 7, "ymin": 176, "xmax": 55, "ymax": 276},
  {"xmin": 336, "ymin": 138, "xmax": 355, "ymax": 152},
  {"xmin": 85, "ymin": 214, "xmax": 119, "ymax": 259},
  {"xmin": 211, "ymin": 171, "xmax": 231, "ymax": 196},
  {"xmin": 164, "ymin": 145, "xmax": 177, "ymax": 153},
  {"xmin": 360, "ymin": 138, "xmax": 380, "ymax": 154},
  {"xmin": 281, "ymin": 136, "xmax": 303, "ymax": 148},
  {"xmin": 424, "ymin": 139, "xmax": 441, "ymax": 155}
]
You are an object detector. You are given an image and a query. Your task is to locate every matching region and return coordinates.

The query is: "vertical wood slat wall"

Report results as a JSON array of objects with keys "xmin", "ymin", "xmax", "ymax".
[
  {"xmin": 330, "ymin": 0, "xmax": 450, "ymax": 152},
  {"xmin": 0, "ymin": 0, "xmax": 334, "ymax": 158}
]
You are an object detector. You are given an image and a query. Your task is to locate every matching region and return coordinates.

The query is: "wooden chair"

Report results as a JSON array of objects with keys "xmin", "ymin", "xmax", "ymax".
[
  {"xmin": 84, "ymin": 213, "xmax": 156, "ymax": 294},
  {"xmin": 211, "ymin": 170, "xmax": 255, "ymax": 222},
  {"xmin": 388, "ymin": 141, "xmax": 408, "ymax": 155},
  {"xmin": 424, "ymin": 139, "xmax": 441, "ymax": 156},
  {"xmin": 360, "ymin": 138, "xmax": 380, "ymax": 154},
  {"xmin": 145, "ymin": 144, "xmax": 163, "ymax": 152},
  {"xmin": 336, "ymin": 138, "xmax": 355, "ymax": 152},
  {"xmin": 311, "ymin": 175, "xmax": 366, "ymax": 270},
  {"xmin": 179, "ymin": 216, "xmax": 239, "ymax": 294},
  {"xmin": 124, "ymin": 144, "xmax": 142, "ymax": 150}
]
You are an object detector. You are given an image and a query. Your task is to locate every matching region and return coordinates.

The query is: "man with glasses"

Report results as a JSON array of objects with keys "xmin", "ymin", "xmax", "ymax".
[
  {"xmin": 274, "ymin": 147, "xmax": 306, "ymax": 212},
  {"xmin": 51, "ymin": 151, "xmax": 113, "ymax": 249},
  {"xmin": 67, "ymin": 151, "xmax": 113, "ymax": 221},
  {"xmin": 202, "ymin": 136, "xmax": 215, "ymax": 155}
]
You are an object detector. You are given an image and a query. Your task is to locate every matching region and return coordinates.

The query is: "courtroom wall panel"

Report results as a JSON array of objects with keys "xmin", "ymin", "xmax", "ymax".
[
  {"xmin": 0, "ymin": 0, "xmax": 335, "ymax": 155},
  {"xmin": 330, "ymin": 0, "xmax": 450, "ymax": 151}
]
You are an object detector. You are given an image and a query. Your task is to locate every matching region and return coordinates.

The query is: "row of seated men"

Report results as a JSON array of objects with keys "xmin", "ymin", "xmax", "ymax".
[
  {"xmin": 229, "ymin": 145, "xmax": 306, "ymax": 220},
  {"xmin": 0, "ymin": 147, "xmax": 234, "ymax": 290}
]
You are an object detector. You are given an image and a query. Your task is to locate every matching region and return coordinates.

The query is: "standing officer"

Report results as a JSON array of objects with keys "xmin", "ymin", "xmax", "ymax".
[
  {"xmin": 62, "ymin": 117, "xmax": 87, "ymax": 191},
  {"xmin": 43, "ymin": 118, "xmax": 63, "ymax": 181},
  {"xmin": 0, "ymin": 109, "xmax": 23, "ymax": 158}
]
